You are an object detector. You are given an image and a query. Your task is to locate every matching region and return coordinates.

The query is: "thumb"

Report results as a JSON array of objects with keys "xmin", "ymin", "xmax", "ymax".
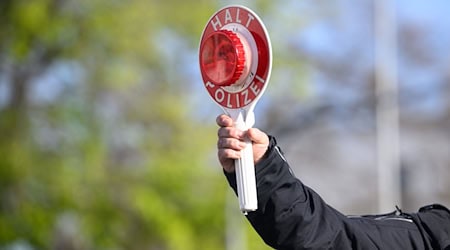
[
  {"xmin": 247, "ymin": 128, "xmax": 269, "ymax": 164},
  {"xmin": 247, "ymin": 128, "xmax": 269, "ymax": 145}
]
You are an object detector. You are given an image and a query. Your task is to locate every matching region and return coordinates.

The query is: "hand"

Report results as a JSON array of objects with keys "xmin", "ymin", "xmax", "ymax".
[{"xmin": 216, "ymin": 114, "xmax": 270, "ymax": 173}]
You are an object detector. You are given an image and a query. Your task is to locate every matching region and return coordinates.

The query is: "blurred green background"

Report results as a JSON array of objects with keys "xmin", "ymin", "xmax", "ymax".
[
  {"xmin": 1, "ymin": 0, "xmax": 449, "ymax": 249},
  {"xmin": 0, "ymin": 0, "xmax": 270, "ymax": 249}
]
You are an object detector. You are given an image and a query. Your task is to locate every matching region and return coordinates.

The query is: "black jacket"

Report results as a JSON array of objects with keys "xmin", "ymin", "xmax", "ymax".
[{"xmin": 225, "ymin": 136, "xmax": 450, "ymax": 250}]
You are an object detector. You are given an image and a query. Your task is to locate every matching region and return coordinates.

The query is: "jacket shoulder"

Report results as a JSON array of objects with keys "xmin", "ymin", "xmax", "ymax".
[{"xmin": 414, "ymin": 204, "xmax": 450, "ymax": 249}]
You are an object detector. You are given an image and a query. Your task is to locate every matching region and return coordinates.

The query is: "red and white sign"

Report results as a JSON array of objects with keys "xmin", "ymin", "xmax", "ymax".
[{"xmin": 199, "ymin": 5, "xmax": 272, "ymax": 109}]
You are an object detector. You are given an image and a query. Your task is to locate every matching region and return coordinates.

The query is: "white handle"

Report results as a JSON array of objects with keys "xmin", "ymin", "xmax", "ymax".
[{"xmin": 233, "ymin": 112, "xmax": 258, "ymax": 213}]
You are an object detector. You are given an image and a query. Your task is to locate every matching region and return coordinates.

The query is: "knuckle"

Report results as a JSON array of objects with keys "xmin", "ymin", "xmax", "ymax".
[
  {"xmin": 217, "ymin": 128, "xmax": 224, "ymax": 137},
  {"xmin": 219, "ymin": 127, "xmax": 241, "ymax": 139},
  {"xmin": 232, "ymin": 139, "xmax": 241, "ymax": 149},
  {"xmin": 217, "ymin": 138, "xmax": 222, "ymax": 148},
  {"xmin": 217, "ymin": 127, "xmax": 227, "ymax": 137},
  {"xmin": 225, "ymin": 149, "xmax": 238, "ymax": 159}
]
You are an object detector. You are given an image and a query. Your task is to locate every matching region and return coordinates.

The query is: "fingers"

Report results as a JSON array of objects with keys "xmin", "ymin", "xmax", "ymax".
[
  {"xmin": 217, "ymin": 137, "xmax": 246, "ymax": 151},
  {"xmin": 217, "ymin": 126, "xmax": 244, "ymax": 140},
  {"xmin": 216, "ymin": 114, "xmax": 233, "ymax": 127},
  {"xmin": 217, "ymin": 114, "xmax": 245, "ymax": 140},
  {"xmin": 216, "ymin": 114, "xmax": 268, "ymax": 147},
  {"xmin": 218, "ymin": 148, "xmax": 240, "ymax": 161},
  {"xmin": 216, "ymin": 114, "xmax": 243, "ymax": 172},
  {"xmin": 217, "ymin": 136, "xmax": 242, "ymax": 173},
  {"xmin": 215, "ymin": 114, "xmax": 270, "ymax": 172},
  {"xmin": 217, "ymin": 124, "xmax": 246, "ymax": 163}
]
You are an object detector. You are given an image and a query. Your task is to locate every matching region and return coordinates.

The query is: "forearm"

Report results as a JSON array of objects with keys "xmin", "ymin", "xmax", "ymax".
[
  {"xmin": 224, "ymin": 136, "xmax": 348, "ymax": 249},
  {"xmin": 224, "ymin": 136, "xmax": 438, "ymax": 250}
]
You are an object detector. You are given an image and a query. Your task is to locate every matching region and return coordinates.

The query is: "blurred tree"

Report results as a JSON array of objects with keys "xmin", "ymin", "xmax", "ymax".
[{"xmin": 0, "ymin": 0, "xmax": 264, "ymax": 249}]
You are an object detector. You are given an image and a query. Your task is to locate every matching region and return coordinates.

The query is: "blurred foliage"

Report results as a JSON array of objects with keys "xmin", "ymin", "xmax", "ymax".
[{"xmin": 0, "ymin": 0, "xmax": 273, "ymax": 249}]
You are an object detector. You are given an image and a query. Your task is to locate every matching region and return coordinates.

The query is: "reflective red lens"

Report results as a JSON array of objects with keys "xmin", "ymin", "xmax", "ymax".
[{"xmin": 200, "ymin": 31, "xmax": 244, "ymax": 86}]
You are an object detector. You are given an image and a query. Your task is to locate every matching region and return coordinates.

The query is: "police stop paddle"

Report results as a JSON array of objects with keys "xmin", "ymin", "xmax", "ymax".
[{"xmin": 199, "ymin": 5, "xmax": 272, "ymax": 213}]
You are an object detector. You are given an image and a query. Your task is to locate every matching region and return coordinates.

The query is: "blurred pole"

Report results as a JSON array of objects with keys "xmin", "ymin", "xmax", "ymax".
[
  {"xmin": 225, "ymin": 191, "xmax": 246, "ymax": 250},
  {"xmin": 374, "ymin": 0, "xmax": 402, "ymax": 212}
]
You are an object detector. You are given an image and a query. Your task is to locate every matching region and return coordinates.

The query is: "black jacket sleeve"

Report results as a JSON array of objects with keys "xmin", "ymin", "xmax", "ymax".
[{"xmin": 224, "ymin": 136, "xmax": 450, "ymax": 250}]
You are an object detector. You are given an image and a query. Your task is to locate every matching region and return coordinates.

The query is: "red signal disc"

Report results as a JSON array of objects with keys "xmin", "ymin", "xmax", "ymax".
[{"xmin": 199, "ymin": 5, "xmax": 272, "ymax": 109}]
